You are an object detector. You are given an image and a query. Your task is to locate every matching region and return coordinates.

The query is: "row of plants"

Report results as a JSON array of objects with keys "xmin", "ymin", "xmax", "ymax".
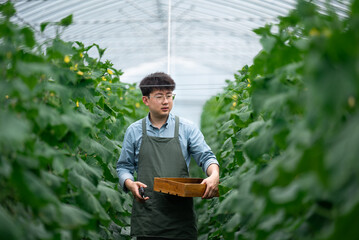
[
  {"xmin": 0, "ymin": 2, "xmax": 147, "ymax": 239},
  {"xmin": 196, "ymin": 0, "xmax": 359, "ymax": 239}
]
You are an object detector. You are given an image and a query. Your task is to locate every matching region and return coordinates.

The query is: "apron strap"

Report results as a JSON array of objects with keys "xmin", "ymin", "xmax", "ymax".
[
  {"xmin": 142, "ymin": 118, "xmax": 147, "ymax": 137},
  {"xmin": 175, "ymin": 115, "xmax": 179, "ymax": 138}
]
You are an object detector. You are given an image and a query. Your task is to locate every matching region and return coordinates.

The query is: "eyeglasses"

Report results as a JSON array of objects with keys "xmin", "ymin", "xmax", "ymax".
[{"xmin": 148, "ymin": 93, "xmax": 176, "ymax": 102}]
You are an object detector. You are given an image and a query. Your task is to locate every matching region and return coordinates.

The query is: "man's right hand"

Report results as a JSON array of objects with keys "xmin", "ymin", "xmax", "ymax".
[{"xmin": 124, "ymin": 179, "xmax": 150, "ymax": 202}]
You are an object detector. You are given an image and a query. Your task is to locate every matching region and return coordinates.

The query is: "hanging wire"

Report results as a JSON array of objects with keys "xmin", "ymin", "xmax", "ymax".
[
  {"xmin": 137, "ymin": 83, "xmax": 227, "ymax": 90},
  {"xmin": 167, "ymin": 0, "xmax": 172, "ymax": 75},
  {"xmin": 139, "ymin": 83, "xmax": 226, "ymax": 87}
]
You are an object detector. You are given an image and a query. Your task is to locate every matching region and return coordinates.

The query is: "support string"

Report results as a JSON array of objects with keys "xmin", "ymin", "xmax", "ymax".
[{"xmin": 167, "ymin": 0, "xmax": 172, "ymax": 74}]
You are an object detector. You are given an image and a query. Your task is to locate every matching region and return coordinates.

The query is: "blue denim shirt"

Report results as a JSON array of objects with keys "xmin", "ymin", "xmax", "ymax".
[{"xmin": 116, "ymin": 113, "xmax": 219, "ymax": 191}]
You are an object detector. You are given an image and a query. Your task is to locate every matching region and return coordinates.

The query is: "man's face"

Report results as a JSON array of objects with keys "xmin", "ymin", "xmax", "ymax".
[{"xmin": 142, "ymin": 89, "xmax": 174, "ymax": 119}]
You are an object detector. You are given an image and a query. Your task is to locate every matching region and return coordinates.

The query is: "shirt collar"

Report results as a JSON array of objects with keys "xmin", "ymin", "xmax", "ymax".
[{"xmin": 146, "ymin": 113, "xmax": 174, "ymax": 129}]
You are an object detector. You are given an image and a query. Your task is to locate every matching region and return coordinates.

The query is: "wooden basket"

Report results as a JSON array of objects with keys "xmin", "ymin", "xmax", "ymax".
[{"xmin": 153, "ymin": 177, "xmax": 219, "ymax": 197}]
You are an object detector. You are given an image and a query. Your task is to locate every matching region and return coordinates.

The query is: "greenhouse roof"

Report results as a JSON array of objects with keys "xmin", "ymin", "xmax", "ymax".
[{"xmin": 12, "ymin": 0, "xmax": 350, "ymax": 125}]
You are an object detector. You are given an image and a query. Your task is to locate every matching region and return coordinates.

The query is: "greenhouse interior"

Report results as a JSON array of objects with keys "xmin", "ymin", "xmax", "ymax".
[{"xmin": 1, "ymin": 0, "xmax": 358, "ymax": 239}]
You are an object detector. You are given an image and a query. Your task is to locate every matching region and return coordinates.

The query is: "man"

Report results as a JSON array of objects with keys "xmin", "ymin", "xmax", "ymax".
[{"xmin": 117, "ymin": 72, "xmax": 220, "ymax": 240}]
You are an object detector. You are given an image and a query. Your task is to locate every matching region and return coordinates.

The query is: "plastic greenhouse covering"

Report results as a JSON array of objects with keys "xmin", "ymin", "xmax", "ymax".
[{"xmin": 1, "ymin": 0, "xmax": 358, "ymax": 239}]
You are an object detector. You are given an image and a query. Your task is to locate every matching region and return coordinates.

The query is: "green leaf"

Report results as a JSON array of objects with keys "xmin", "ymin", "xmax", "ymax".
[
  {"xmin": 68, "ymin": 169, "xmax": 97, "ymax": 192},
  {"xmin": 79, "ymin": 138, "xmax": 112, "ymax": 160},
  {"xmin": 20, "ymin": 26, "xmax": 35, "ymax": 47},
  {"xmin": 241, "ymin": 120, "xmax": 265, "ymax": 137},
  {"xmin": 52, "ymin": 156, "xmax": 75, "ymax": 175},
  {"xmin": 0, "ymin": 1, "xmax": 16, "ymax": 18},
  {"xmin": 224, "ymin": 213, "xmax": 241, "ymax": 232},
  {"xmin": 218, "ymin": 184, "xmax": 231, "ymax": 195},
  {"xmin": 79, "ymin": 189, "xmax": 111, "ymax": 222},
  {"xmin": 257, "ymin": 210, "xmax": 285, "ymax": 231},
  {"xmin": 0, "ymin": 110, "xmax": 31, "ymax": 150},
  {"xmin": 0, "ymin": 206, "xmax": 22, "ymax": 239},
  {"xmin": 22, "ymin": 217, "xmax": 52, "ymax": 239},
  {"xmin": 75, "ymin": 158, "xmax": 102, "ymax": 184},
  {"xmin": 36, "ymin": 103, "xmax": 62, "ymax": 129},
  {"xmin": 328, "ymin": 201, "xmax": 359, "ymax": 240},
  {"xmin": 41, "ymin": 170, "xmax": 64, "ymax": 190},
  {"xmin": 218, "ymin": 119, "xmax": 234, "ymax": 136},
  {"xmin": 59, "ymin": 14, "xmax": 73, "ymax": 27},
  {"xmin": 16, "ymin": 62, "xmax": 52, "ymax": 88},
  {"xmin": 61, "ymin": 112, "xmax": 93, "ymax": 136},
  {"xmin": 40, "ymin": 22, "xmax": 50, "ymax": 32},
  {"xmin": 97, "ymin": 181, "xmax": 124, "ymax": 212},
  {"xmin": 260, "ymin": 35, "xmax": 277, "ymax": 53},
  {"xmin": 96, "ymin": 44, "xmax": 106, "ymax": 58},
  {"xmin": 253, "ymin": 24, "xmax": 272, "ymax": 36},
  {"xmin": 59, "ymin": 204, "xmax": 92, "ymax": 228},
  {"xmin": 244, "ymin": 131, "xmax": 274, "ymax": 160},
  {"xmin": 269, "ymin": 183, "xmax": 299, "ymax": 204},
  {"xmin": 24, "ymin": 171, "xmax": 59, "ymax": 204}
]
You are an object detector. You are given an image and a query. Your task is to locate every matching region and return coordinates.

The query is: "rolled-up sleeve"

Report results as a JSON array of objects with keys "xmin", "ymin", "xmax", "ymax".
[
  {"xmin": 116, "ymin": 126, "xmax": 136, "ymax": 192},
  {"xmin": 188, "ymin": 124, "xmax": 219, "ymax": 175}
]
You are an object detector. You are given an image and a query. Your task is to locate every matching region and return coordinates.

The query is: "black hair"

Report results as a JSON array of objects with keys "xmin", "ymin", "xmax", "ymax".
[{"xmin": 139, "ymin": 72, "xmax": 176, "ymax": 96}]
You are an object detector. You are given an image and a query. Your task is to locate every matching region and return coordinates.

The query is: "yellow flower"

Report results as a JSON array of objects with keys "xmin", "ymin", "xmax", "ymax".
[
  {"xmin": 309, "ymin": 28, "xmax": 320, "ymax": 36},
  {"xmin": 106, "ymin": 87, "xmax": 111, "ymax": 91},
  {"xmin": 76, "ymin": 101, "xmax": 79, "ymax": 107},
  {"xmin": 247, "ymin": 78, "xmax": 251, "ymax": 83},
  {"xmin": 232, "ymin": 102, "xmax": 237, "ymax": 107},
  {"xmin": 120, "ymin": 97, "xmax": 123, "ymax": 100},
  {"xmin": 348, "ymin": 96, "xmax": 355, "ymax": 108},
  {"xmin": 77, "ymin": 71, "xmax": 84, "ymax": 76},
  {"xmin": 107, "ymin": 69, "xmax": 113, "ymax": 75},
  {"xmin": 109, "ymin": 80, "xmax": 112, "ymax": 83},
  {"xmin": 323, "ymin": 28, "xmax": 332, "ymax": 38},
  {"xmin": 135, "ymin": 102, "xmax": 140, "ymax": 108},
  {"xmin": 5, "ymin": 95, "xmax": 9, "ymax": 99},
  {"xmin": 64, "ymin": 55, "xmax": 70, "ymax": 63},
  {"xmin": 232, "ymin": 94, "xmax": 237, "ymax": 100},
  {"xmin": 79, "ymin": 52, "xmax": 84, "ymax": 58},
  {"xmin": 247, "ymin": 84, "xmax": 251, "ymax": 87},
  {"xmin": 102, "ymin": 76, "xmax": 107, "ymax": 81},
  {"xmin": 74, "ymin": 64, "xmax": 78, "ymax": 71}
]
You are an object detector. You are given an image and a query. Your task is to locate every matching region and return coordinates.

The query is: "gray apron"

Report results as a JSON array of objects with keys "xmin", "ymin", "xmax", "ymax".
[{"xmin": 130, "ymin": 116, "xmax": 197, "ymax": 239}]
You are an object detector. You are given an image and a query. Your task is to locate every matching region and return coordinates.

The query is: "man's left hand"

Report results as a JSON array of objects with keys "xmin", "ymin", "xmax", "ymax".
[{"xmin": 201, "ymin": 164, "xmax": 219, "ymax": 199}]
